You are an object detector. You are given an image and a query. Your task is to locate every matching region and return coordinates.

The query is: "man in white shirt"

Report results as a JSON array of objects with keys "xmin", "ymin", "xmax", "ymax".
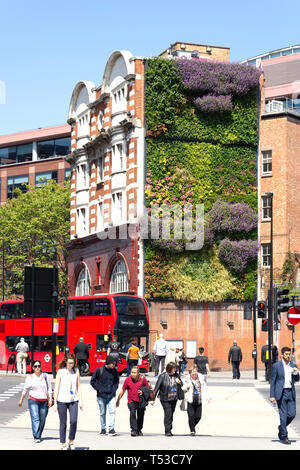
[
  {"xmin": 15, "ymin": 337, "xmax": 29, "ymax": 375},
  {"xmin": 270, "ymin": 346, "xmax": 299, "ymax": 445},
  {"xmin": 153, "ymin": 334, "xmax": 169, "ymax": 376}
]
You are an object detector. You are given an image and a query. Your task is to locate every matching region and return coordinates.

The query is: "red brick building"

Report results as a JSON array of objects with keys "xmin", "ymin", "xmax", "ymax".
[{"xmin": 244, "ymin": 46, "xmax": 300, "ymax": 361}]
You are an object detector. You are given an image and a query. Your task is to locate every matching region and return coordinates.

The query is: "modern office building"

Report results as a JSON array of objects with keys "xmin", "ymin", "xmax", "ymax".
[{"xmin": 0, "ymin": 124, "xmax": 71, "ymax": 203}]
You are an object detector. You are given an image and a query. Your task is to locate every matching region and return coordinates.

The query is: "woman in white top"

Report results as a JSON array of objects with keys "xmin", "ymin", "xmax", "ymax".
[
  {"xmin": 54, "ymin": 353, "xmax": 83, "ymax": 450},
  {"xmin": 165, "ymin": 347, "xmax": 180, "ymax": 370},
  {"xmin": 18, "ymin": 360, "xmax": 52, "ymax": 443},
  {"xmin": 182, "ymin": 367, "xmax": 210, "ymax": 436}
]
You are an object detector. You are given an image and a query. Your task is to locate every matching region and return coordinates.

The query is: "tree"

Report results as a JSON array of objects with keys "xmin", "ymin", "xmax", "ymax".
[{"xmin": 0, "ymin": 179, "xmax": 70, "ymax": 298}]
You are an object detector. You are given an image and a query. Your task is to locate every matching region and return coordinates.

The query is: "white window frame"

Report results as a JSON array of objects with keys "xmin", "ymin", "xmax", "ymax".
[
  {"xmin": 262, "ymin": 243, "xmax": 271, "ymax": 268},
  {"xmin": 261, "ymin": 195, "xmax": 272, "ymax": 221},
  {"xmin": 111, "ymin": 191, "xmax": 124, "ymax": 226},
  {"xmin": 77, "ymin": 111, "xmax": 90, "ymax": 138},
  {"xmin": 97, "ymin": 200, "xmax": 104, "ymax": 232},
  {"xmin": 97, "ymin": 154, "xmax": 104, "ymax": 183},
  {"xmin": 76, "ymin": 163, "xmax": 88, "ymax": 190},
  {"xmin": 110, "ymin": 260, "xmax": 129, "ymax": 293},
  {"xmin": 112, "ymin": 85, "xmax": 126, "ymax": 114},
  {"xmin": 76, "ymin": 206, "xmax": 87, "ymax": 236},
  {"xmin": 76, "ymin": 264, "xmax": 91, "ymax": 296},
  {"xmin": 262, "ymin": 150, "xmax": 272, "ymax": 176},
  {"xmin": 111, "ymin": 142, "xmax": 125, "ymax": 173}
]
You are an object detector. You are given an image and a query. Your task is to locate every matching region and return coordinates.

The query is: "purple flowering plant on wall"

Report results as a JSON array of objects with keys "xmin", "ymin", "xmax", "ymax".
[
  {"xmin": 174, "ymin": 58, "xmax": 261, "ymax": 113},
  {"xmin": 194, "ymin": 94, "xmax": 233, "ymax": 113},
  {"xmin": 207, "ymin": 199, "xmax": 257, "ymax": 234},
  {"xmin": 218, "ymin": 238, "xmax": 259, "ymax": 274}
]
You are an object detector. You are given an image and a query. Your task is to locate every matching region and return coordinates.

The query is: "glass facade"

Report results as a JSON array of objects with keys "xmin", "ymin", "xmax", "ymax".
[
  {"xmin": 0, "ymin": 137, "xmax": 70, "ymax": 165},
  {"xmin": 37, "ymin": 137, "xmax": 70, "ymax": 159},
  {"xmin": 0, "ymin": 143, "xmax": 32, "ymax": 165},
  {"xmin": 35, "ymin": 170, "xmax": 58, "ymax": 186},
  {"xmin": 7, "ymin": 174, "xmax": 29, "ymax": 199}
]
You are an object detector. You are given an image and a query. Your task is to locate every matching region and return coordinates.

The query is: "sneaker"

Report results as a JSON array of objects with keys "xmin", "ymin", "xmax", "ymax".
[
  {"xmin": 131, "ymin": 431, "xmax": 138, "ymax": 436},
  {"xmin": 100, "ymin": 429, "xmax": 107, "ymax": 435},
  {"xmin": 165, "ymin": 432, "xmax": 173, "ymax": 436},
  {"xmin": 137, "ymin": 431, "xmax": 143, "ymax": 436},
  {"xmin": 61, "ymin": 445, "xmax": 68, "ymax": 450},
  {"xmin": 34, "ymin": 438, "xmax": 40, "ymax": 443},
  {"xmin": 190, "ymin": 431, "xmax": 196, "ymax": 436},
  {"xmin": 108, "ymin": 429, "xmax": 117, "ymax": 436},
  {"xmin": 68, "ymin": 443, "xmax": 75, "ymax": 450}
]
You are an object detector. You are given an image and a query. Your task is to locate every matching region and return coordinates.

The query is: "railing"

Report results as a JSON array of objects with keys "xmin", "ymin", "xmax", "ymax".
[{"xmin": 265, "ymin": 98, "xmax": 300, "ymax": 117}]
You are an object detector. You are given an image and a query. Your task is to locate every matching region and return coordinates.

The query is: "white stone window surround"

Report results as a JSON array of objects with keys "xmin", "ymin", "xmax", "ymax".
[
  {"xmin": 110, "ymin": 259, "xmax": 129, "ymax": 294},
  {"xmin": 111, "ymin": 189, "xmax": 125, "ymax": 226},
  {"xmin": 76, "ymin": 161, "xmax": 89, "ymax": 191},
  {"xmin": 76, "ymin": 205, "xmax": 88, "ymax": 237},
  {"xmin": 111, "ymin": 139, "xmax": 126, "ymax": 174},
  {"xmin": 96, "ymin": 198, "xmax": 104, "ymax": 232},
  {"xmin": 76, "ymin": 263, "xmax": 91, "ymax": 296},
  {"xmin": 96, "ymin": 149, "xmax": 105, "ymax": 183}
]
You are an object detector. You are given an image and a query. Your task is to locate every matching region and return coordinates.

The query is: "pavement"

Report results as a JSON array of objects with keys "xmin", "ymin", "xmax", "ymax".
[{"xmin": 0, "ymin": 369, "xmax": 300, "ymax": 451}]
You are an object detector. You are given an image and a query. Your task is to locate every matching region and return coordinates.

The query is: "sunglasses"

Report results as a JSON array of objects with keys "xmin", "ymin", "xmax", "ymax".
[{"xmin": 33, "ymin": 364, "xmax": 41, "ymax": 368}]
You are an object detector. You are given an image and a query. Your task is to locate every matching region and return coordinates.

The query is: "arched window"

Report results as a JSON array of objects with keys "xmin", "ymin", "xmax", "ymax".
[
  {"xmin": 76, "ymin": 264, "xmax": 91, "ymax": 296},
  {"xmin": 110, "ymin": 260, "xmax": 129, "ymax": 293}
]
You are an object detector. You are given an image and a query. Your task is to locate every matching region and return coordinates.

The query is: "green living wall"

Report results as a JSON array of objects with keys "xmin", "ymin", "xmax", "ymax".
[{"xmin": 144, "ymin": 57, "xmax": 261, "ymax": 302}]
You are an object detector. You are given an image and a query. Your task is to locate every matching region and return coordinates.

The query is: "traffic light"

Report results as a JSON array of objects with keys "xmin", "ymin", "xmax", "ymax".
[
  {"xmin": 274, "ymin": 288, "xmax": 290, "ymax": 327},
  {"xmin": 261, "ymin": 319, "xmax": 268, "ymax": 332},
  {"xmin": 257, "ymin": 301, "xmax": 266, "ymax": 318},
  {"xmin": 58, "ymin": 297, "xmax": 67, "ymax": 315}
]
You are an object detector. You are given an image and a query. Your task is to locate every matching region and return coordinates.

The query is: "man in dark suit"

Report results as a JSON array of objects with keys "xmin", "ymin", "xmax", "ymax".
[
  {"xmin": 228, "ymin": 340, "xmax": 242, "ymax": 379},
  {"xmin": 270, "ymin": 346, "xmax": 299, "ymax": 445}
]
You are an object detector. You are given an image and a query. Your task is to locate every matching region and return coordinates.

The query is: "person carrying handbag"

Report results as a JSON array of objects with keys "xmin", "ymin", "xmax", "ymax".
[
  {"xmin": 182, "ymin": 367, "xmax": 210, "ymax": 436},
  {"xmin": 152, "ymin": 361, "xmax": 183, "ymax": 436},
  {"xmin": 18, "ymin": 360, "xmax": 52, "ymax": 443}
]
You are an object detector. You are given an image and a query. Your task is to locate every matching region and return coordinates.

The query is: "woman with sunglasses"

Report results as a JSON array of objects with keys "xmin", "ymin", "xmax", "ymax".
[
  {"xmin": 53, "ymin": 353, "xmax": 83, "ymax": 450},
  {"xmin": 18, "ymin": 361, "xmax": 52, "ymax": 443}
]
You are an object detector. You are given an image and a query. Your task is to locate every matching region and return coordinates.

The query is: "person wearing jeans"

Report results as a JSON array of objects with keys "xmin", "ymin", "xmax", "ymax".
[
  {"xmin": 18, "ymin": 360, "xmax": 52, "ymax": 443},
  {"xmin": 54, "ymin": 353, "xmax": 83, "ymax": 450},
  {"xmin": 90, "ymin": 355, "xmax": 119, "ymax": 435}
]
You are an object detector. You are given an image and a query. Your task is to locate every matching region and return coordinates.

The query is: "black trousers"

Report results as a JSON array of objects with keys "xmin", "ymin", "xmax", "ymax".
[
  {"xmin": 187, "ymin": 402, "xmax": 202, "ymax": 432},
  {"xmin": 160, "ymin": 400, "xmax": 177, "ymax": 433},
  {"xmin": 128, "ymin": 401, "xmax": 145, "ymax": 433},
  {"xmin": 155, "ymin": 356, "xmax": 166, "ymax": 376},
  {"xmin": 129, "ymin": 359, "xmax": 138, "ymax": 370},
  {"xmin": 231, "ymin": 361, "xmax": 240, "ymax": 379},
  {"xmin": 57, "ymin": 401, "xmax": 78, "ymax": 443}
]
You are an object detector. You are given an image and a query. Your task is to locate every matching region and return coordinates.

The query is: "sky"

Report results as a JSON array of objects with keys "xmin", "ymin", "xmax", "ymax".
[{"xmin": 1, "ymin": 0, "xmax": 300, "ymax": 136}]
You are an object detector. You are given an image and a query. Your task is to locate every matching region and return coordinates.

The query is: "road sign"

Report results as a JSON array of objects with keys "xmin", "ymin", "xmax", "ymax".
[{"xmin": 287, "ymin": 307, "xmax": 300, "ymax": 325}]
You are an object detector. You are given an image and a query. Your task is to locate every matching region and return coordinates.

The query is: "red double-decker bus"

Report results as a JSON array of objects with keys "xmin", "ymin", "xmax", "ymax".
[{"xmin": 0, "ymin": 294, "xmax": 150, "ymax": 375}]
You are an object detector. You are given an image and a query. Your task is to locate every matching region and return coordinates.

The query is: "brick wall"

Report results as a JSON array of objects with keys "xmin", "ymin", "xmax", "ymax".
[{"xmin": 148, "ymin": 299, "xmax": 296, "ymax": 370}]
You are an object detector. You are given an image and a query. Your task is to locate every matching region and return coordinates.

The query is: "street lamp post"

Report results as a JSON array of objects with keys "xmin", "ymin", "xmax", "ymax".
[
  {"xmin": 265, "ymin": 193, "xmax": 274, "ymax": 382},
  {"xmin": 0, "ymin": 238, "xmax": 5, "ymax": 301}
]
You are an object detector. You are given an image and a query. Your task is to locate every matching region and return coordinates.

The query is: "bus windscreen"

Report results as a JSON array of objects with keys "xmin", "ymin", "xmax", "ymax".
[{"xmin": 114, "ymin": 296, "xmax": 146, "ymax": 317}]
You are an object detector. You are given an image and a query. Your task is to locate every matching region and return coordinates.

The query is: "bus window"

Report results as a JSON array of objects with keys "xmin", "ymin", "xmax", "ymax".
[
  {"xmin": 39, "ymin": 335, "xmax": 64, "ymax": 352},
  {"xmin": 114, "ymin": 297, "xmax": 146, "ymax": 317},
  {"xmin": 40, "ymin": 336, "xmax": 52, "ymax": 352},
  {"xmin": 69, "ymin": 300, "xmax": 92, "ymax": 317},
  {"xmin": 5, "ymin": 335, "xmax": 64, "ymax": 352},
  {"xmin": 96, "ymin": 334, "xmax": 111, "ymax": 352},
  {"xmin": 0, "ymin": 303, "xmax": 24, "ymax": 319},
  {"xmin": 93, "ymin": 299, "xmax": 111, "ymax": 316}
]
